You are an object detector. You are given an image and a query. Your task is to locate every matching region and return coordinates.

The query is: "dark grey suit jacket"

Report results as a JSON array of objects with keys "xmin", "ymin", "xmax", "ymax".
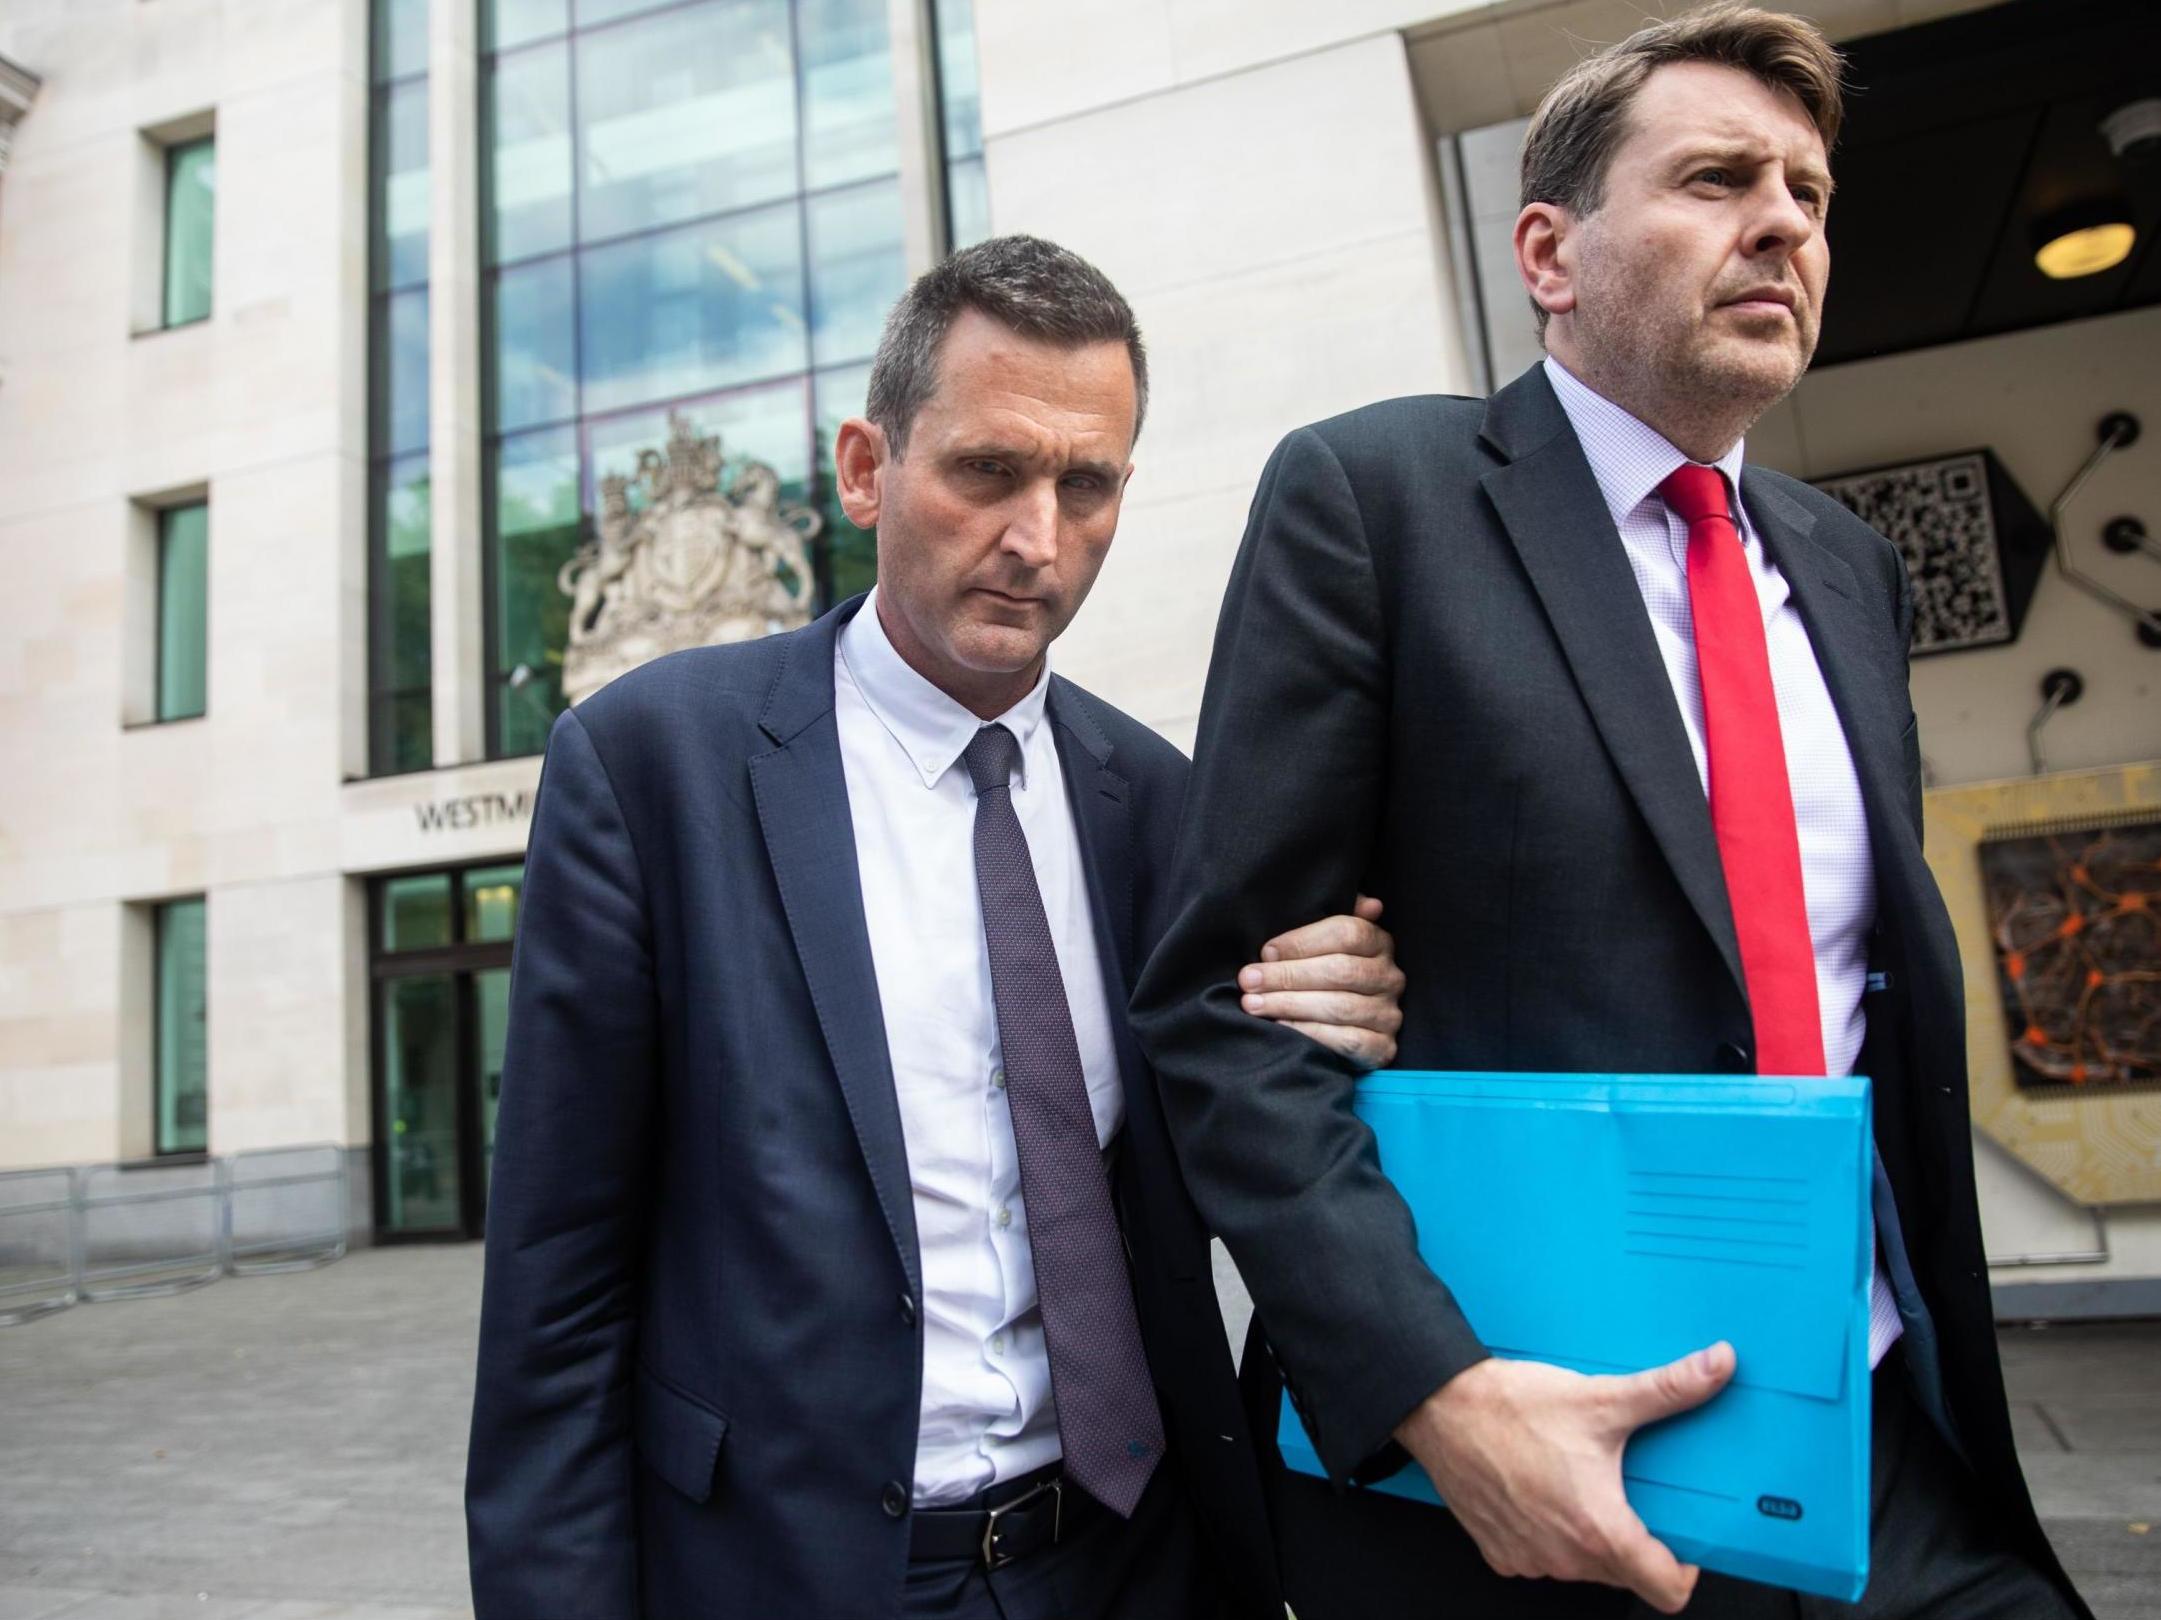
[
  {"xmin": 1131, "ymin": 364, "xmax": 2082, "ymax": 1611},
  {"xmin": 465, "ymin": 597, "xmax": 1277, "ymax": 1620}
]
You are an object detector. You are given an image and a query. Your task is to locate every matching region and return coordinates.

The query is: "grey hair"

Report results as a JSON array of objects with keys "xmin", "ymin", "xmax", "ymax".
[{"xmin": 864, "ymin": 234, "xmax": 1148, "ymax": 455}]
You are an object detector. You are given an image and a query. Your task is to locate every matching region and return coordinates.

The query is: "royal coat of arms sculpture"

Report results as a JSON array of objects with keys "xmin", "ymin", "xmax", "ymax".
[{"xmin": 557, "ymin": 412, "xmax": 822, "ymax": 706}]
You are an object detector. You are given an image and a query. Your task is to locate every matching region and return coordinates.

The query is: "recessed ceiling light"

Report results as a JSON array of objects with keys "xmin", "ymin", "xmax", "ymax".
[{"xmin": 2033, "ymin": 202, "xmax": 2137, "ymax": 280}]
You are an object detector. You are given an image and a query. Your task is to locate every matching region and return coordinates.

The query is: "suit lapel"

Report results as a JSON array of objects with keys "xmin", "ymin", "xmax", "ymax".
[
  {"xmin": 1741, "ymin": 471, "xmax": 1922, "ymax": 886},
  {"xmin": 1047, "ymin": 678, "xmax": 1138, "ymax": 1048},
  {"xmin": 1480, "ymin": 369, "xmax": 1745, "ymax": 998},
  {"xmin": 748, "ymin": 602, "xmax": 920, "ymax": 1296}
]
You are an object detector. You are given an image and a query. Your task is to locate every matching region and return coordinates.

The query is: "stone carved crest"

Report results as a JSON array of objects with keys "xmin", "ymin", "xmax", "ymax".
[{"xmin": 557, "ymin": 413, "xmax": 821, "ymax": 705}]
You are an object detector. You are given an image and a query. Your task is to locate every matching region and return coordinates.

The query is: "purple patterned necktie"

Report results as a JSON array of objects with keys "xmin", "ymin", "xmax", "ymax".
[{"xmin": 964, "ymin": 723, "xmax": 1164, "ymax": 1518}]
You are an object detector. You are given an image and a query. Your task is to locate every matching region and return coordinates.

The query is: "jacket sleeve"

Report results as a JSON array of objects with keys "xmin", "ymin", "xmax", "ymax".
[
  {"xmin": 465, "ymin": 706, "xmax": 657, "ymax": 1618},
  {"xmin": 1129, "ymin": 424, "xmax": 1488, "ymax": 1481}
]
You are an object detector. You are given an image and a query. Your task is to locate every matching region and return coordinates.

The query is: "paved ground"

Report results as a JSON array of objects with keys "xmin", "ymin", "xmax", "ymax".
[{"xmin": 0, "ymin": 1244, "xmax": 2155, "ymax": 1618}]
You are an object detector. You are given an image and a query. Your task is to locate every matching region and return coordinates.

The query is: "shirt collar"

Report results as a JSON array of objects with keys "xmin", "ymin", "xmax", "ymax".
[
  {"xmin": 840, "ymin": 587, "xmax": 1052, "ymax": 790},
  {"xmin": 1543, "ymin": 355, "xmax": 1749, "ymax": 529}
]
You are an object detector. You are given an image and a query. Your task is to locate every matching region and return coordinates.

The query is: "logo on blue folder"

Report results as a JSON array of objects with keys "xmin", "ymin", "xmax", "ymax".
[{"xmin": 1757, "ymin": 1496, "xmax": 1805, "ymax": 1522}]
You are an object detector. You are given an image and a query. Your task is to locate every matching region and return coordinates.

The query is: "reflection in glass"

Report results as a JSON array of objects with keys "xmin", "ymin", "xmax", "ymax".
[
  {"xmin": 933, "ymin": 0, "xmax": 982, "ymax": 161},
  {"xmin": 486, "ymin": 0, "xmax": 568, "ymax": 51},
  {"xmin": 488, "ymin": 41, "xmax": 574, "ymax": 265},
  {"xmin": 577, "ymin": 204, "xmax": 807, "ymax": 415},
  {"xmin": 375, "ymin": 79, "xmax": 431, "ymax": 291},
  {"xmin": 464, "ymin": 865, "xmax": 526, "ymax": 943},
  {"xmin": 575, "ymin": 0, "xmax": 682, "ymax": 27},
  {"xmin": 815, "ymin": 364, "xmax": 874, "ymax": 601},
  {"xmin": 378, "ymin": 455, "xmax": 433, "ymax": 695},
  {"xmin": 494, "ymin": 256, "xmax": 579, "ymax": 431},
  {"xmin": 157, "ymin": 503, "xmax": 209, "ymax": 723},
  {"xmin": 575, "ymin": 0, "xmax": 797, "ymax": 246},
  {"xmin": 383, "ymin": 974, "xmax": 461, "ymax": 1231},
  {"xmin": 587, "ymin": 377, "xmax": 810, "ymax": 515},
  {"xmin": 372, "ymin": 692, "xmax": 435, "ymax": 776},
  {"xmin": 155, "ymin": 898, "xmax": 209, "ymax": 1156},
  {"xmin": 375, "ymin": 0, "xmax": 431, "ymax": 81},
  {"xmin": 799, "ymin": 0, "xmax": 897, "ymax": 190},
  {"xmin": 383, "ymin": 873, "xmax": 454, "ymax": 951},
  {"xmin": 946, "ymin": 155, "xmax": 989, "ymax": 251},
  {"xmin": 474, "ymin": 967, "xmax": 512, "ymax": 1200},
  {"xmin": 494, "ymin": 426, "xmax": 583, "ymax": 756},
  {"xmin": 807, "ymin": 179, "xmax": 905, "ymax": 368},
  {"xmin": 164, "ymin": 139, "xmax": 216, "ymax": 327},
  {"xmin": 377, "ymin": 286, "xmax": 431, "ymax": 455}
]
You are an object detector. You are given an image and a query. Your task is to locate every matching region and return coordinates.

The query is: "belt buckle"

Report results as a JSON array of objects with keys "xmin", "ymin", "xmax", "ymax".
[{"xmin": 980, "ymin": 1478, "xmax": 1061, "ymax": 1571}]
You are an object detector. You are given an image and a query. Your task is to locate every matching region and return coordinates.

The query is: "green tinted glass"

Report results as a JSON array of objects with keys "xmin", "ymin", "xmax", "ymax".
[
  {"xmin": 157, "ymin": 503, "xmax": 208, "ymax": 722},
  {"xmin": 164, "ymin": 139, "xmax": 215, "ymax": 327},
  {"xmin": 464, "ymin": 864, "xmax": 525, "ymax": 944},
  {"xmin": 383, "ymin": 873, "xmax": 454, "ymax": 951},
  {"xmin": 155, "ymin": 898, "xmax": 209, "ymax": 1155},
  {"xmin": 383, "ymin": 973, "xmax": 461, "ymax": 1231}
]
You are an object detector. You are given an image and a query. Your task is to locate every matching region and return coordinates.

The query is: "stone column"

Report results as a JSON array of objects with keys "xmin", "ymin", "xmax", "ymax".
[{"xmin": 428, "ymin": 0, "xmax": 487, "ymax": 766}]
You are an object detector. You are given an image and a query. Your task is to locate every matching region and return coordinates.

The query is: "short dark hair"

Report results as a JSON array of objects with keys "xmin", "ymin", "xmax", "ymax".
[
  {"xmin": 865, "ymin": 234, "xmax": 1148, "ymax": 455},
  {"xmin": 1519, "ymin": 4, "xmax": 1846, "ymax": 330}
]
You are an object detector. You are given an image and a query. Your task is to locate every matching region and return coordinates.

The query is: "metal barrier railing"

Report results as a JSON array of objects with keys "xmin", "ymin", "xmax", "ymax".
[
  {"xmin": 224, "ymin": 1145, "xmax": 348, "ymax": 1275},
  {"xmin": 0, "ymin": 1166, "xmax": 81, "ymax": 1325},
  {"xmin": 78, "ymin": 1158, "xmax": 225, "ymax": 1301},
  {"xmin": 0, "ymin": 1144, "xmax": 349, "ymax": 1323}
]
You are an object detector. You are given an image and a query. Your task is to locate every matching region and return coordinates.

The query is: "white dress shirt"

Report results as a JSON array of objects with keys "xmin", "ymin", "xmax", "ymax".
[
  {"xmin": 1544, "ymin": 358, "xmax": 1901, "ymax": 1365},
  {"xmin": 834, "ymin": 589, "xmax": 1126, "ymax": 1504}
]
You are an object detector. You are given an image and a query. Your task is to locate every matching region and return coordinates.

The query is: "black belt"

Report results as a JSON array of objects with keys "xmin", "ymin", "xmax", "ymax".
[{"xmin": 908, "ymin": 1466, "xmax": 1104, "ymax": 1569}]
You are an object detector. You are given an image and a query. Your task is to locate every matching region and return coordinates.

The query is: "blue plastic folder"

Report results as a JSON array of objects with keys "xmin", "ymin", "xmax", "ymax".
[{"xmin": 1275, "ymin": 1070, "xmax": 1873, "ymax": 1601}]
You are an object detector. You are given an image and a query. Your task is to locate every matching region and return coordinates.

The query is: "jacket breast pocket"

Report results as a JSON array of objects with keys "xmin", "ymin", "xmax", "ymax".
[{"xmin": 635, "ymin": 1361, "xmax": 731, "ymax": 1504}]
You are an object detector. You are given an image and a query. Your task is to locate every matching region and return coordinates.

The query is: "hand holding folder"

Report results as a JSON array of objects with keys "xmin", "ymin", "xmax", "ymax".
[
  {"xmin": 1276, "ymin": 1070, "xmax": 1874, "ymax": 1602},
  {"xmin": 1392, "ymin": 1336, "xmax": 1738, "ymax": 1613}
]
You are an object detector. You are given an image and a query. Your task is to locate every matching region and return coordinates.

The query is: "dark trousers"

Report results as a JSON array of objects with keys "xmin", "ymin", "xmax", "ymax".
[
  {"xmin": 902, "ymin": 1463, "xmax": 1218, "ymax": 1620},
  {"xmin": 1273, "ymin": 1356, "xmax": 2076, "ymax": 1620}
]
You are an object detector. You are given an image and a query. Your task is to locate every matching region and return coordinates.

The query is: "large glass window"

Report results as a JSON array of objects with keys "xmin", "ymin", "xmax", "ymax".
[
  {"xmin": 369, "ymin": 2, "xmax": 434, "ymax": 773},
  {"xmin": 163, "ymin": 138, "xmax": 215, "ymax": 327},
  {"xmin": 479, "ymin": 0, "xmax": 912, "ymax": 757},
  {"xmin": 157, "ymin": 502, "xmax": 209, "ymax": 723},
  {"xmin": 155, "ymin": 897, "xmax": 209, "ymax": 1156},
  {"xmin": 932, "ymin": 0, "xmax": 986, "ymax": 248}
]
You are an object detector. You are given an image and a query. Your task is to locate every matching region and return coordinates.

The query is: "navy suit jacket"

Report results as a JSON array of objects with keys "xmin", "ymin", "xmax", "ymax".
[{"xmin": 465, "ymin": 596, "xmax": 1277, "ymax": 1620}]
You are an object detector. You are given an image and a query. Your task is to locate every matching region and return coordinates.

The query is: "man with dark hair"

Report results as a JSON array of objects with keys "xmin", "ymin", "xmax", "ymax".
[
  {"xmin": 464, "ymin": 233, "xmax": 1405, "ymax": 1619},
  {"xmin": 1135, "ymin": 7, "xmax": 2089, "ymax": 1620}
]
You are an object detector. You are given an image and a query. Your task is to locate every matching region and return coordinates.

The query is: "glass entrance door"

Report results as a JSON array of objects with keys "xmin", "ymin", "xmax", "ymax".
[
  {"xmin": 473, "ymin": 967, "xmax": 511, "ymax": 1208},
  {"xmin": 372, "ymin": 864, "xmax": 522, "ymax": 1239}
]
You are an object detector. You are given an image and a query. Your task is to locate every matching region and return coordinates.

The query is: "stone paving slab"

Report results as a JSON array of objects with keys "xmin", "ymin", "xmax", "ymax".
[{"xmin": 0, "ymin": 1243, "xmax": 2155, "ymax": 1617}]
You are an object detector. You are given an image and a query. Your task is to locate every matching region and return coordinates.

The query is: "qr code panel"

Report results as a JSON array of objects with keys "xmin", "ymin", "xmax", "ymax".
[{"xmin": 1812, "ymin": 453, "xmax": 2009, "ymax": 654}]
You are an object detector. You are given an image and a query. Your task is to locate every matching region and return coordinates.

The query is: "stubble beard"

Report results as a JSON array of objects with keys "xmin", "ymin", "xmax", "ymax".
[{"xmin": 1571, "ymin": 247, "xmax": 1814, "ymax": 461}]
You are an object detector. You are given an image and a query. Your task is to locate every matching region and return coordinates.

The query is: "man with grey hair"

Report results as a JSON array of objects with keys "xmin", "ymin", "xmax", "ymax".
[
  {"xmin": 1137, "ymin": 6, "xmax": 2087, "ymax": 1619},
  {"xmin": 464, "ymin": 234, "xmax": 1408, "ymax": 1619}
]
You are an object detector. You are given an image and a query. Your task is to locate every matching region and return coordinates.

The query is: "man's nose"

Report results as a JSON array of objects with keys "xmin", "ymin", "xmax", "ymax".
[
  {"xmin": 1000, "ymin": 481, "xmax": 1060, "ymax": 568},
  {"xmin": 1748, "ymin": 178, "xmax": 1815, "ymax": 258}
]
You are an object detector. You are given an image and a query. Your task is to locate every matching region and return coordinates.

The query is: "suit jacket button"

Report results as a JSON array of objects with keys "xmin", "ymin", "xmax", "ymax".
[
  {"xmin": 899, "ymin": 1293, "xmax": 917, "ymax": 1328},
  {"xmin": 882, "ymin": 1482, "xmax": 909, "ymax": 1518},
  {"xmin": 1715, "ymin": 1041, "xmax": 1752, "ymax": 1073}
]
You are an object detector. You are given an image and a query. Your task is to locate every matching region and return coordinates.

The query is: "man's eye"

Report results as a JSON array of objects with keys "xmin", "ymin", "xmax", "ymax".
[
  {"xmin": 1692, "ymin": 167, "xmax": 1731, "ymax": 187},
  {"xmin": 1062, "ymin": 475, "xmax": 1102, "ymax": 495},
  {"xmin": 965, "ymin": 460, "xmax": 1007, "ymax": 478}
]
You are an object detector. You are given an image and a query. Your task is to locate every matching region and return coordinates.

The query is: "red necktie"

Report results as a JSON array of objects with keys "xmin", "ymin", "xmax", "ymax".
[{"xmin": 1661, "ymin": 464, "xmax": 1826, "ymax": 1077}]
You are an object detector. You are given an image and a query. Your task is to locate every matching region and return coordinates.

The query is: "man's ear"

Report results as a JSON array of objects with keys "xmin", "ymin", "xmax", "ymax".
[
  {"xmin": 1514, "ymin": 202, "xmax": 1577, "ymax": 323},
  {"xmin": 834, "ymin": 417, "xmax": 887, "ymax": 529}
]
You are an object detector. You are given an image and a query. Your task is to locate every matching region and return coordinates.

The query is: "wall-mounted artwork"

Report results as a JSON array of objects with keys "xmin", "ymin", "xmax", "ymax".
[
  {"xmin": 1812, "ymin": 449, "xmax": 2050, "ymax": 657},
  {"xmin": 1980, "ymin": 817, "xmax": 2161, "ymax": 1092},
  {"xmin": 1926, "ymin": 762, "xmax": 2161, "ymax": 1207}
]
